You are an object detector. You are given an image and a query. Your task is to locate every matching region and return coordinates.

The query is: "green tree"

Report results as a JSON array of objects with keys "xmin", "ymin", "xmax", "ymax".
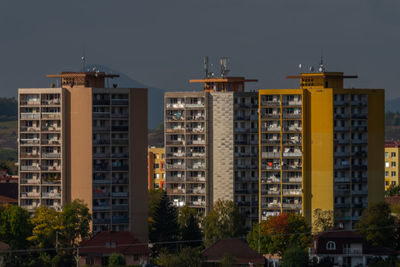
[
  {"xmin": 60, "ymin": 199, "xmax": 91, "ymax": 247},
  {"xmin": 156, "ymin": 247, "xmax": 202, "ymax": 267},
  {"xmin": 312, "ymin": 209, "xmax": 334, "ymax": 234},
  {"xmin": 247, "ymin": 213, "xmax": 312, "ymax": 256},
  {"xmin": 282, "ymin": 247, "xmax": 309, "ymax": 267},
  {"xmin": 148, "ymin": 189, "xmax": 164, "ymax": 236},
  {"xmin": 28, "ymin": 206, "xmax": 63, "ymax": 249},
  {"xmin": 202, "ymin": 200, "xmax": 245, "ymax": 247},
  {"xmin": 109, "ymin": 253, "xmax": 126, "ymax": 266},
  {"xmin": 150, "ymin": 192, "xmax": 179, "ymax": 250},
  {"xmin": 178, "ymin": 207, "xmax": 202, "ymax": 247},
  {"xmin": 356, "ymin": 201, "xmax": 399, "ymax": 249},
  {"xmin": 385, "ymin": 184, "xmax": 400, "ymax": 196},
  {"xmin": 0, "ymin": 205, "xmax": 32, "ymax": 249}
]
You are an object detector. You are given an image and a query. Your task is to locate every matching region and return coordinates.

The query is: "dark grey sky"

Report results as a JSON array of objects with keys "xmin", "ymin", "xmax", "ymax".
[{"xmin": 1, "ymin": 0, "xmax": 399, "ymax": 99}]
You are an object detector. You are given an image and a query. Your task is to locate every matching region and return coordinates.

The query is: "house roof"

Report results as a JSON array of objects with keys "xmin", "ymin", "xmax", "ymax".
[
  {"xmin": 0, "ymin": 241, "xmax": 9, "ymax": 251},
  {"xmin": 385, "ymin": 196, "xmax": 400, "ymax": 206},
  {"xmin": 0, "ymin": 183, "xmax": 18, "ymax": 200},
  {"xmin": 0, "ymin": 195, "xmax": 17, "ymax": 204},
  {"xmin": 202, "ymin": 238, "xmax": 265, "ymax": 264},
  {"xmin": 79, "ymin": 231, "xmax": 151, "ymax": 256},
  {"xmin": 314, "ymin": 229, "xmax": 364, "ymax": 240}
]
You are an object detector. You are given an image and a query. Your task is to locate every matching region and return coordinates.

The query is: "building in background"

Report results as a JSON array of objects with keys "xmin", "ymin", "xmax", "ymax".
[
  {"xmin": 148, "ymin": 147, "xmax": 165, "ymax": 190},
  {"xmin": 18, "ymin": 71, "xmax": 148, "ymax": 241},
  {"xmin": 384, "ymin": 141, "xmax": 400, "ymax": 190},
  {"xmin": 259, "ymin": 70, "xmax": 384, "ymax": 229},
  {"xmin": 164, "ymin": 61, "xmax": 259, "ymax": 227}
]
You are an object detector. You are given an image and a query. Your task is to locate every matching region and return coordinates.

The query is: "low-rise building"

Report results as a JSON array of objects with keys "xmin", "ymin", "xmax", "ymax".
[
  {"xmin": 309, "ymin": 230, "xmax": 396, "ymax": 267},
  {"xmin": 79, "ymin": 231, "xmax": 151, "ymax": 266},
  {"xmin": 385, "ymin": 141, "xmax": 400, "ymax": 190},
  {"xmin": 148, "ymin": 147, "xmax": 165, "ymax": 190}
]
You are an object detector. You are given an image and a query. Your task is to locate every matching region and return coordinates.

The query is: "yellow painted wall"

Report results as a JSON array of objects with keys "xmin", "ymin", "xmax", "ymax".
[{"xmin": 384, "ymin": 147, "xmax": 400, "ymax": 189}]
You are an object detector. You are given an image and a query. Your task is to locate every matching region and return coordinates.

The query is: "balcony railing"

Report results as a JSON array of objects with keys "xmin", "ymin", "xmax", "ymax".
[
  {"xmin": 111, "ymin": 99, "xmax": 129, "ymax": 106},
  {"xmin": 42, "ymin": 192, "xmax": 61, "ymax": 198},
  {"xmin": 262, "ymin": 152, "xmax": 280, "ymax": 158},
  {"xmin": 111, "ymin": 192, "xmax": 129, "ymax": 197},
  {"xmin": 111, "ymin": 113, "xmax": 129, "ymax": 118},
  {"xmin": 111, "ymin": 126, "xmax": 128, "ymax": 132},
  {"xmin": 283, "ymin": 152, "xmax": 302, "ymax": 157},
  {"xmin": 112, "ymin": 217, "xmax": 129, "ymax": 224},
  {"xmin": 20, "ymin": 166, "xmax": 40, "ymax": 171},
  {"xmin": 93, "ymin": 205, "xmax": 111, "ymax": 211},
  {"xmin": 261, "ymin": 101, "xmax": 280, "ymax": 106},
  {"xmin": 20, "ymin": 113, "xmax": 40, "ymax": 119},
  {"xmin": 41, "ymin": 99, "xmax": 61, "ymax": 105},
  {"xmin": 20, "ymin": 139, "xmax": 40, "ymax": 145},
  {"xmin": 112, "ymin": 165, "xmax": 129, "ymax": 171},
  {"xmin": 20, "ymin": 153, "xmax": 40, "ymax": 158},
  {"xmin": 282, "ymin": 189, "xmax": 302, "ymax": 195},
  {"xmin": 20, "ymin": 126, "xmax": 40, "ymax": 132},
  {"xmin": 42, "ymin": 153, "xmax": 61, "ymax": 158},
  {"xmin": 41, "ymin": 166, "xmax": 61, "ymax": 171},
  {"xmin": 112, "ymin": 204, "xmax": 129, "ymax": 211},
  {"xmin": 42, "ymin": 113, "xmax": 61, "ymax": 119},
  {"xmin": 186, "ymin": 103, "xmax": 204, "ymax": 108}
]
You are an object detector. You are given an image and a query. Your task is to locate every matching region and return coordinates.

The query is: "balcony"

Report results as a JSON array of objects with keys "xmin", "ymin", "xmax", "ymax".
[
  {"xmin": 20, "ymin": 191, "xmax": 40, "ymax": 198},
  {"xmin": 112, "ymin": 153, "xmax": 129, "ymax": 159},
  {"xmin": 20, "ymin": 166, "xmax": 40, "ymax": 171},
  {"xmin": 261, "ymin": 100, "xmax": 280, "ymax": 106},
  {"xmin": 20, "ymin": 113, "xmax": 40, "ymax": 120},
  {"xmin": 42, "ymin": 178, "xmax": 61, "ymax": 185},
  {"xmin": 20, "ymin": 139, "xmax": 40, "ymax": 145},
  {"xmin": 93, "ymin": 153, "xmax": 111, "ymax": 159},
  {"xmin": 93, "ymin": 112, "xmax": 110, "ymax": 118},
  {"xmin": 93, "ymin": 99, "xmax": 110, "ymax": 106},
  {"xmin": 112, "ymin": 204, "xmax": 129, "ymax": 211},
  {"xmin": 94, "ymin": 165, "xmax": 111, "ymax": 172},
  {"xmin": 20, "ymin": 100, "xmax": 40, "ymax": 106},
  {"xmin": 352, "ymin": 139, "xmax": 368, "ymax": 144},
  {"xmin": 283, "ymin": 126, "xmax": 302, "ymax": 132},
  {"xmin": 283, "ymin": 177, "xmax": 302, "ymax": 183},
  {"xmin": 93, "ymin": 218, "xmax": 111, "ymax": 224},
  {"xmin": 93, "ymin": 179, "xmax": 111, "ymax": 184},
  {"xmin": 187, "ymin": 152, "xmax": 205, "ymax": 158},
  {"xmin": 187, "ymin": 164, "xmax": 205, "ymax": 170},
  {"xmin": 167, "ymin": 176, "xmax": 185, "ymax": 182},
  {"xmin": 41, "ymin": 99, "xmax": 61, "ymax": 105},
  {"xmin": 20, "ymin": 126, "xmax": 40, "ymax": 132},
  {"xmin": 111, "ymin": 192, "xmax": 129, "ymax": 197},
  {"xmin": 112, "ymin": 178, "xmax": 128, "ymax": 184},
  {"xmin": 20, "ymin": 153, "xmax": 40, "ymax": 158},
  {"xmin": 262, "ymin": 152, "xmax": 280, "ymax": 158},
  {"xmin": 282, "ymin": 203, "xmax": 302, "ymax": 209},
  {"xmin": 282, "ymin": 165, "xmax": 302, "ymax": 170},
  {"xmin": 170, "ymin": 188, "xmax": 186, "ymax": 194},
  {"xmin": 93, "ymin": 192, "xmax": 110, "ymax": 198},
  {"xmin": 42, "ymin": 192, "xmax": 61, "ymax": 198},
  {"xmin": 111, "ymin": 126, "xmax": 128, "ymax": 132},
  {"xmin": 188, "ymin": 201, "xmax": 206, "ymax": 207},
  {"xmin": 166, "ymin": 128, "xmax": 185, "ymax": 133},
  {"xmin": 111, "ymin": 99, "xmax": 129, "ymax": 106},
  {"xmin": 282, "ymin": 152, "xmax": 302, "ymax": 157},
  {"xmin": 167, "ymin": 152, "xmax": 185, "ymax": 157},
  {"xmin": 166, "ymin": 103, "xmax": 185, "ymax": 109},
  {"xmin": 166, "ymin": 140, "xmax": 185, "ymax": 145},
  {"xmin": 186, "ymin": 176, "xmax": 206, "ymax": 182},
  {"xmin": 41, "ymin": 126, "xmax": 61, "ymax": 132},
  {"xmin": 282, "ymin": 189, "xmax": 302, "ymax": 196},
  {"xmin": 42, "ymin": 113, "xmax": 61, "ymax": 119},
  {"xmin": 187, "ymin": 188, "xmax": 205, "ymax": 194},
  {"xmin": 112, "ymin": 165, "xmax": 129, "ymax": 171},
  {"xmin": 261, "ymin": 190, "xmax": 280, "ymax": 195},
  {"xmin": 93, "ymin": 126, "xmax": 110, "ymax": 132},
  {"xmin": 94, "ymin": 139, "xmax": 110, "ymax": 145},
  {"xmin": 283, "ymin": 101, "xmax": 302, "ymax": 106},
  {"xmin": 111, "ymin": 139, "xmax": 128, "ymax": 145},
  {"xmin": 42, "ymin": 153, "xmax": 61, "ymax": 158},
  {"xmin": 20, "ymin": 179, "xmax": 40, "ymax": 184},
  {"xmin": 261, "ymin": 113, "xmax": 280, "ymax": 119},
  {"xmin": 112, "ymin": 216, "xmax": 129, "ymax": 224},
  {"xmin": 41, "ymin": 166, "xmax": 61, "ymax": 171},
  {"xmin": 282, "ymin": 113, "xmax": 301, "ymax": 119},
  {"xmin": 185, "ymin": 103, "xmax": 204, "ymax": 108},
  {"xmin": 334, "ymin": 126, "xmax": 350, "ymax": 132},
  {"xmin": 261, "ymin": 126, "xmax": 281, "ymax": 132},
  {"xmin": 166, "ymin": 116, "xmax": 185, "ymax": 121},
  {"xmin": 165, "ymin": 164, "xmax": 185, "ymax": 170},
  {"xmin": 93, "ymin": 205, "xmax": 111, "ymax": 211},
  {"xmin": 261, "ymin": 165, "xmax": 281, "ymax": 171},
  {"xmin": 191, "ymin": 140, "xmax": 205, "ymax": 145},
  {"xmin": 111, "ymin": 113, "xmax": 129, "ymax": 119},
  {"xmin": 42, "ymin": 139, "xmax": 61, "ymax": 145}
]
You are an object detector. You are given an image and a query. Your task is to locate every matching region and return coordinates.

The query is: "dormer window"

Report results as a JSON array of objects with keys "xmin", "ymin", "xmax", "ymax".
[{"xmin": 326, "ymin": 241, "xmax": 336, "ymax": 250}]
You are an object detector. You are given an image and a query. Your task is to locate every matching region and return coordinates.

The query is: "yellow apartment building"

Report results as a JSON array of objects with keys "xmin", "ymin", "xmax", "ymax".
[
  {"xmin": 148, "ymin": 147, "xmax": 166, "ymax": 190},
  {"xmin": 384, "ymin": 141, "xmax": 400, "ymax": 190},
  {"xmin": 259, "ymin": 71, "xmax": 384, "ymax": 229}
]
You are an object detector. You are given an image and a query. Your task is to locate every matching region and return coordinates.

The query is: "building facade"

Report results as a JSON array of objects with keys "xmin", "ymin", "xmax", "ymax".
[
  {"xmin": 164, "ymin": 77, "xmax": 259, "ymax": 227},
  {"xmin": 259, "ymin": 72, "xmax": 384, "ymax": 229},
  {"xmin": 18, "ymin": 72, "xmax": 148, "ymax": 241},
  {"xmin": 148, "ymin": 147, "xmax": 166, "ymax": 190},
  {"xmin": 384, "ymin": 141, "xmax": 400, "ymax": 190}
]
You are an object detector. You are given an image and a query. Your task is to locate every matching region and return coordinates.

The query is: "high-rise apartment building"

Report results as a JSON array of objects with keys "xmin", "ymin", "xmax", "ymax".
[
  {"xmin": 384, "ymin": 141, "xmax": 400, "ymax": 190},
  {"xmin": 148, "ymin": 147, "xmax": 166, "ymax": 190},
  {"xmin": 259, "ymin": 71, "xmax": 384, "ymax": 229},
  {"xmin": 18, "ymin": 72, "xmax": 148, "ymax": 241},
  {"xmin": 164, "ymin": 76, "xmax": 259, "ymax": 227}
]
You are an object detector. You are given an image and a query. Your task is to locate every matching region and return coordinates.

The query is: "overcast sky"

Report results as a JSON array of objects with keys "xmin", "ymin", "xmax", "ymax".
[{"xmin": 1, "ymin": 0, "xmax": 399, "ymax": 99}]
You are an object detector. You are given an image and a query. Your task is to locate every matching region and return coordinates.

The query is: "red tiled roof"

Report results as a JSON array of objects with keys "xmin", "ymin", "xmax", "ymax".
[
  {"xmin": 202, "ymin": 239, "xmax": 265, "ymax": 264},
  {"xmin": 0, "ymin": 195, "xmax": 17, "ymax": 204},
  {"xmin": 314, "ymin": 229, "xmax": 364, "ymax": 240},
  {"xmin": 79, "ymin": 231, "xmax": 151, "ymax": 255},
  {"xmin": 0, "ymin": 241, "xmax": 9, "ymax": 251},
  {"xmin": 385, "ymin": 140, "xmax": 400, "ymax": 148},
  {"xmin": 385, "ymin": 196, "xmax": 400, "ymax": 205}
]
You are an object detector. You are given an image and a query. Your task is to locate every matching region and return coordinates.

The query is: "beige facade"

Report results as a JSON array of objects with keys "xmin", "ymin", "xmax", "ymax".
[{"xmin": 18, "ymin": 72, "xmax": 148, "ymax": 242}]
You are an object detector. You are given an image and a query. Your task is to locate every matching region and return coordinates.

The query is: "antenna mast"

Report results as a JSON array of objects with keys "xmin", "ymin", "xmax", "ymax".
[
  {"xmin": 203, "ymin": 56, "xmax": 209, "ymax": 78},
  {"xmin": 220, "ymin": 57, "xmax": 230, "ymax": 78}
]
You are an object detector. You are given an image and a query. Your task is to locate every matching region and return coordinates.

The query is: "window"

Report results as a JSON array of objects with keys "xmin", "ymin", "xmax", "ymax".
[
  {"xmin": 392, "ymin": 181, "xmax": 397, "ymax": 186},
  {"xmin": 385, "ymin": 171, "xmax": 389, "ymax": 177},
  {"xmin": 392, "ymin": 162, "xmax": 397, "ymax": 167},
  {"xmin": 385, "ymin": 152, "xmax": 389, "ymax": 158},
  {"xmin": 392, "ymin": 171, "xmax": 396, "ymax": 177},
  {"xmin": 154, "ymin": 164, "xmax": 159, "ymax": 169},
  {"xmin": 392, "ymin": 152, "xmax": 396, "ymax": 158},
  {"xmin": 386, "ymin": 181, "xmax": 389, "ymax": 186},
  {"xmin": 386, "ymin": 162, "xmax": 390, "ymax": 168},
  {"xmin": 326, "ymin": 241, "xmax": 336, "ymax": 250}
]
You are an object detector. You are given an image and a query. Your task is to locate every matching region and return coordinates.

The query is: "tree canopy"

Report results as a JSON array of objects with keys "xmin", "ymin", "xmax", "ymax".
[
  {"xmin": 0, "ymin": 205, "xmax": 32, "ymax": 249},
  {"xmin": 356, "ymin": 201, "xmax": 399, "ymax": 249},
  {"xmin": 247, "ymin": 213, "xmax": 312, "ymax": 256},
  {"xmin": 178, "ymin": 206, "xmax": 202, "ymax": 247},
  {"xmin": 385, "ymin": 184, "xmax": 400, "ymax": 197},
  {"xmin": 282, "ymin": 247, "xmax": 309, "ymax": 267},
  {"xmin": 312, "ymin": 209, "xmax": 334, "ymax": 234},
  {"xmin": 202, "ymin": 200, "xmax": 245, "ymax": 247}
]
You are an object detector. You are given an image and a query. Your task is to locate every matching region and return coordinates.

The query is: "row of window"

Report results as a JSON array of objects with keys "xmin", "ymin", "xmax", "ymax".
[
  {"xmin": 385, "ymin": 171, "xmax": 397, "ymax": 177},
  {"xmin": 385, "ymin": 152, "xmax": 397, "ymax": 158}
]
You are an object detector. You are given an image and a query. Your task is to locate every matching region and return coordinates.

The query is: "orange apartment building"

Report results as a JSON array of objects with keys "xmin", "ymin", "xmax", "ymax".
[
  {"xmin": 18, "ymin": 71, "xmax": 148, "ymax": 242},
  {"xmin": 148, "ymin": 147, "xmax": 165, "ymax": 190}
]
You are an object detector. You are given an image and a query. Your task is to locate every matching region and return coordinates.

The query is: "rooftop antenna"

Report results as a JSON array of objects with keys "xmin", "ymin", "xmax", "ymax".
[
  {"xmin": 203, "ymin": 56, "xmax": 209, "ymax": 78},
  {"xmin": 318, "ymin": 49, "xmax": 325, "ymax": 72},
  {"xmin": 298, "ymin": 63, "xmax": 302, "ymax": 73},
  {"xmin": 220, "ymin": 57, "xmax": 230, "ymax": 77},
  {"xmin": 81, "ymin": 45, "xmax": 86, "ymax": 72}
]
